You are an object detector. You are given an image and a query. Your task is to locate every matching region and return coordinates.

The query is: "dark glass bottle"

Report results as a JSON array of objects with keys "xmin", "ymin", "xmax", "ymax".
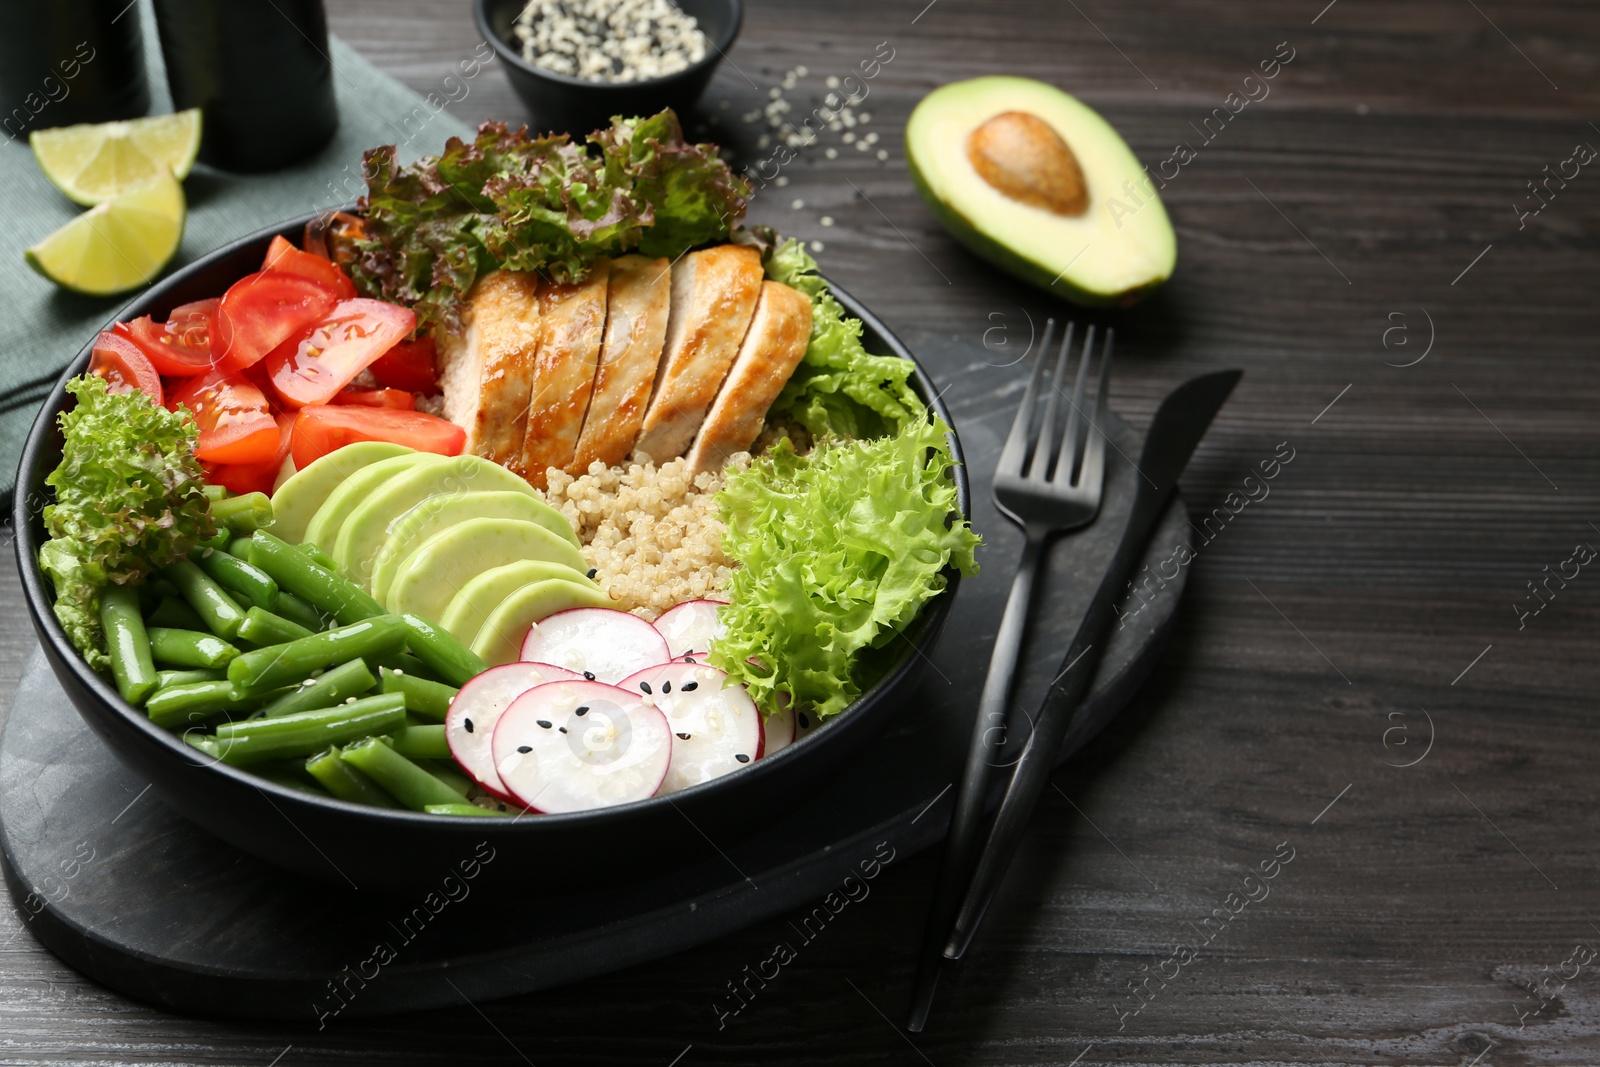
[
  {"xmin": 0, "ymin": 0, "xmax": 151, "ymax": 141},
  {"xmin": 149, "ymin": 0, "xmax": 339, "ymax": 172}
]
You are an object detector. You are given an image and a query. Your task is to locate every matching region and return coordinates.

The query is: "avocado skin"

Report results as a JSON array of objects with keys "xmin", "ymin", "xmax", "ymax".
[{"xmin": 905, "ymin": 149, "xmax": 1168, "ymax": 308}]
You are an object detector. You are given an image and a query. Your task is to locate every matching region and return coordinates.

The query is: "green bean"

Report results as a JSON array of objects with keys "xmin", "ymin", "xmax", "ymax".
[
  {"xmin": 227, "ymin": 614, "xmax": 407, "ymax": 693},
  {"xmin": 236, "ymin": 606, "xmax": 314, "ymax": 646},
  {"xmin": 228, "ymin": 536, "xmax": 260, "ymax": 566},
  {"xmin": 389, "ymin": 724, "xmax": 448, "ymax": 760},
  {"xmin": 247, "ymin": 532, "xmax": 384, "ymax": 625},
  {"xmin": 146, "ymin": 679, "xmax": 256, "ymax": 728},
  {"xmin": 306, "ymin": 747, "xmax": 401, "ymax": 808},
  {"xmin": 214, "ymin": 694, "xmax": 406, "ymax": 766},
  {"xmin": 398, "ymin": 613, "xmax": 487, "ymax": 687},
  {"xmin": 100, "ymin": 586, "xmax": 159, "ymax": 705},
  {"xmin": 424, "ymin": 803, "xmax": 506, "ymax": 817},
  {"xmin": 184, "ymin": 733, "xmax": 221, "ymax": 759},
  {"xmin": 259, "ymin": 659, "xmax": 376, "ymax": 718},
  {"xmin": 148, "ymin": 627, "xmax": 239, "ymax": 669},
  {"xmin": 193, "ymin": 547, "xmax": 279, "ymax": 610},
  {"xmin": 211, "ymin": 491, "xmax": 274, "ymax": 534},
  {"xmin": 138, "ymin": 577, "xmax": 179, "ymax": 610},
  {"xmin": 298, "ymin": 542, "xmax": 339, "ymax": 572},
  {"xmin": 197, "ymin": 528, "xmax": 233, "ymax": 552},
  {"xmin": 157, "ymin": 668, "xmax": 226, "ymax": 689},
  {"xmin": 339, "ymin": 737, "xmax": 467, "ymax": 810},
  {"xmin": 274, "ymin": 591, "xmax": 330, "ymax": 633},
  {"xmin": 202, "ymin": 483, "xmax": 229, "ymax": 502},
  {"xmin": 380, "ymin": 667, "xmax": 457, "ymax": 721},
  {"xmin": 164, "ymin": 559, "xmax": 247, "ymax": 639},
  {"xmin": 420, "ymin": 759, "xmax": 475, "ymax": 798},
  {"xmin": 147, "ymin": 596, "xmax": 208, "ymax": 632}
]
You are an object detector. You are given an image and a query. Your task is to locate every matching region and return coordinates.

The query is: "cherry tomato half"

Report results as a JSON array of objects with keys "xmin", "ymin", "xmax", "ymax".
[
  {"xmin": 367, "ymin": 335, "xmax": 439, "ymax": 394},
  {"xmin": 290, "ymin": 405, "xmax": 465, "ymax": 469},
  {"xmin": 168, "ymin": 369, "xmax": 282, "ymax": 465},
  {"xmin": 215, "ymin": 270, "xmax": 341, "ymax": 372},
  {"xmin": 113, "ymin": 297, "xmax": 219, "ymax": 376},
  {"xmin": 262, "ymin": 234, "xmax": 356, "ymax": 300},
  {"xmin": 205, "ymin": 412, "xmax": 295, "ymax": 496},
  {"xmin": 332, "ymin": 387, "xmax": 416, "ymax": 410},
  {"xmin": 266, "ymin": 298, "xmax": 415, "ymax": 408},
  {"xmin": 89, "ymin": 331, "xmax": 163, "ymax": 405}
]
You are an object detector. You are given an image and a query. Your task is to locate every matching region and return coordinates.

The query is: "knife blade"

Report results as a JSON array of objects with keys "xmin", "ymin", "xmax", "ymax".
[{"xmin": 941, "ymin": 368, "xmax": 1242, "ymax": 961}]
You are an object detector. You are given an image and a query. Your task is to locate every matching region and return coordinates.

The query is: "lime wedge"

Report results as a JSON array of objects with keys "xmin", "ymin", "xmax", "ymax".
[
  {"xmin": 30, "ymin": 109, "xmax": 202, "ymax": 206},
  {"xmin": 25, "ymin": 169, "xmax": 186, "ymax": 297}
]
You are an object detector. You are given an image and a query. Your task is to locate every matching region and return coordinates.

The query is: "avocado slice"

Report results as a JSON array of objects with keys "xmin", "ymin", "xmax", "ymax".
[
  {"xmin": 440, "ymin": 559, "xmax": 606, "ymax": 645},
  {"xmin": 303, "ymin": 453, "xmax": 447, "ymax": 558},
  {"xmin": 269, "ymin": 442, "xmax": 412, "ymax": 545},
  {"xmin": 386, "ymin": 517, "xmax": 591, "ymax": 624},
  {"xmin": 369, "ymin": 490, "xmax": 583, "ymax": 605},
  {"xmin": 906, "ymin": 76, "xmax": 1176, "ymax": 306},
  {"xmin": 332, "ymin": 454, "xmax": 547, "ymax": 591},
  {"xmin": 469, "ymin": 578, "xmax": 615, "ymax": 667}
]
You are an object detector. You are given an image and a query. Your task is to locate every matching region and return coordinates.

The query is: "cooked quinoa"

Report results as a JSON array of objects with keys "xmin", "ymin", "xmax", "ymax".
[{"xmin": 543, "ymin": 454, "xmax": 749, "ymax": 619}]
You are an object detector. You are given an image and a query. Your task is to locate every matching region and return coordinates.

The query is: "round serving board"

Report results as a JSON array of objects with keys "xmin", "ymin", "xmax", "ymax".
[{"xmin": 0, "ymin": 410, "xmax": 1189, "ymax": 1021}]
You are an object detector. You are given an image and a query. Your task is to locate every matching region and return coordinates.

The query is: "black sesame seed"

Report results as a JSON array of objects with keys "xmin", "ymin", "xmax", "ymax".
[
  {"xmin": 497, "ymin": 804, "xmax": 507, "ymax": 812},
  {"xmin": 662, "ymin": 680, "xmax": 672, "ymax": 694},
  {"xmin": 537, "ymin": 719, "xmax": 552, "ymax": 729},
  {"xmin": 681, "ymin": 681, "xmax": 698, "ymax": 692},
  {"xmin": 676, "ymin": 732, "xmax": 691, "ymax": 740},
  {"xmin": 559, "ymin": 726, "xmax": 568, "ymax": 734},
  {"xmin": 639, "ymin": 681, "xmax": 653, "ymax": 694},
  {"xmin": 682, "ymin": 655, "xmax": 696, "ymax": 664},
  {"xmin": 517, "ymin": 745, "xmax": 532, "ymax": 754},
  {"xmin": 464, "ymin": 718, "xmax": 474, "ymax": 733},
  {"xmin": 575, "ymin": 705, "xmax": 589, "ymax": 716},
  {"xmin": 583, "ymin": 671, "xmax": 596, "ymax": 681},
  {"xmin": 735, "ymin": 753, "xmax": 750, "ymax": 763},
  {"xmin": 798, "ymin": 712, "xmax": 811, "ymax": 729},
  {"xmin": 587, "ymin": 568, "xmax": 597, "ymax": 579}
]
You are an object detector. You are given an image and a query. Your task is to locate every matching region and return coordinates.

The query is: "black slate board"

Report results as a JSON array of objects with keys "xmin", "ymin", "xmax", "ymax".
[{"xmin": 0, "ymin": 411, "xmax": 1189, "ymax": 1022}]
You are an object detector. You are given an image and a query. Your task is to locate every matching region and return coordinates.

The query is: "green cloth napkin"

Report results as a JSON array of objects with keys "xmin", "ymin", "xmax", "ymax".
[{"xmin": 0, "ymin": 0, "xmax": 473, "ymax": 513}]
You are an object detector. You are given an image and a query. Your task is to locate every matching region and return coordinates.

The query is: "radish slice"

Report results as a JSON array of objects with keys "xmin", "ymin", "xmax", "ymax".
[
  {"xmin": 492, "ymin": 680, "xmax": 672, "ymax": 812},
  {"xmin": 620, "ymin": 662, "xmax": 762, "ymax": 793},
  {"xmin": 520, "ymin": 607, "xmax": 671, "ymax": 683},
  {"xmin": 447, "ymin": 662, "xmax": 583, "ymax": 802},
  {"xmin": 763, "ymin": 700, "xmax": 797, "ymax": 756},
  {"xmin": 653, "ymin": 598, "xmax": 728, "ymax": 659}
]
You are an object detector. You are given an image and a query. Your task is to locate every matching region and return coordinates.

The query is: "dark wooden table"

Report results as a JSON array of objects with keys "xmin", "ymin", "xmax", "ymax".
[{"xmin": 4, "ymin": 0, "xmax": 1599, "ymax": 1063}]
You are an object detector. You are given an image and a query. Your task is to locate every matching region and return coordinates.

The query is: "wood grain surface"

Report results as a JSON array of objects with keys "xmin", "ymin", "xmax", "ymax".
[{"xmin": 3, "ymin": 0, "xmax": 1599, "ymax": 1063}]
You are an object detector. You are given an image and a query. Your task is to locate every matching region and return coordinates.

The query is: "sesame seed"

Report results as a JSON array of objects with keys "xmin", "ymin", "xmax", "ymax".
[
  {"xmin": 344, "ymin": 697, "xmax": 357, "ymax": 704},
  {"xmin": 877, "ymin": 149, "xmax": 889, "ymax": 160},
  {"xmin": 559, "ymin": 726, "xmax": 568, "ymax": 733},
  {"xmin": 735, "ymin": 753, "xmax": 750, "ymax": 763},
  {"xmin": 820, "ymin": 216, "xmax": 834, "ymax": 227},
  {"xmin": 681, "ymin": 681, "xmax": 699, "ymax": 692},
  {"xmin": 811, "ymin": 241, "xmax": 825, "ymax": 252},
  {"xmin": 676, "ymin": 732, "xmax": 691, "ymax": 740},
  {"xmin": 576, "ymin": 706, "xmax": 589, "ymax": 716},
  {"xmin": 842, "ymin": 132, "xmax": 855, "ymax": 144},
  {"xmin": 798, "ymin": 712, "xmax": 811, "ymax": 729},
  {"xmin": 796, "ymin": 64, "xmax": 808, "ymax": 76},
  {"xmin": 662, "ymin": 680, "xmax": 672, "ymax": 693},
  {"xmin": 775, "ymin": 175, "xmax": 790, "ymax": 186},
  {"xmin": 392, "ymin": 668, "xmax": 405, "ymax": 676},
  {"xmin": 464, "ymin": 718, "xmax": 474, "ymax": 733},
  {"xmin": 826, "ymin": 148, "xmax": 838, "ymax": 159},
  {"xmin": 826, "ymin": 75, "xmax": 840, "ymax": 88},
  {"xmin": 640, "ymin": 681, "xmax": 653, "ymax": 694},
  {"xmin": 791, "ymin": 198, "xmax": 805, "ymax": 209},
  {"xmin": 583, "ymin": 671, "xmax": 596, "ymax": 681},
  {"xmin": 587, "ymin": 568, "xmax": 597, "ymax": 579},
  {"xmin": 769, "ymin": 86, "xmax": 781, "ymax": 99},
  {"xmin": 511, "ymin": 0, "xmax": 709, "ymax": 85},
  {"xmin": 537, "ymin": 719, "xmax": 553, "ymax": 729},
  {"xmin": 517, "ymin": 745, "xmax": 532, "ymax": 754}
]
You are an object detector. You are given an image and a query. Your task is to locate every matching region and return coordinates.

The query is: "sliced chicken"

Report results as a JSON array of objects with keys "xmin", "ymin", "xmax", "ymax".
[
  {"xmin": 685, "ymin": 280, "xmax": 813, "ymax": 474},
  {"xmin": 634, "ymin": 245, "xmax": 763, "ymax": 462},
  {"xmin": 515, "ymin": 260, "xmax": 611, "ymax": 488},
  {"xmin": 571, "ymin": 254, "xmax": 672, "ymax": 472},
  {"xmin": 436, "ymin": 270, "xmax": 542, "ymax": 467}
]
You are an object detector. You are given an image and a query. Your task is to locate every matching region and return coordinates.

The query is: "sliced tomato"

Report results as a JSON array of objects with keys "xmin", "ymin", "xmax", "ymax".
[
  {"xmin": 169, "ymin": 370, "xmax": 281, "ymax": 465},
  {"xmin": 215, "ymin": 270, "xmax": 341, "ymax": 372},
  {"xmin": 262, "ymin": 234, "xmax": 357, "ymax": 300},
  {"xmin": 266, "ymin": 298, "xmax": 415, "ymax": 408},
  {"xmin": 89, "ymin": 331, "xmax": 163, "ymax": 405},
  {"xmin": 113, "ymin": 297, "xmax": 219, "ymax": 376},
  {"xmin": 368, "ymin": 335, "xmax": 439, "ymax": 394},
  {"xmin": 290, "ymin": 405, "xmax": 465, "ymax": 469},
  {"xmin": 332, "ymin": 387, "xmax": 416, "ymax": 410},
  {"xmin": 205, "ymin": 413, "xmax": 295, "ymax": 495}
]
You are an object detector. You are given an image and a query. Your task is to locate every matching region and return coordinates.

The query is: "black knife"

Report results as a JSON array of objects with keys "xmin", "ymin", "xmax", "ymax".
[{"xmin": 906, "ymin": 368, "xmax": 1242, "ymax": 1029}]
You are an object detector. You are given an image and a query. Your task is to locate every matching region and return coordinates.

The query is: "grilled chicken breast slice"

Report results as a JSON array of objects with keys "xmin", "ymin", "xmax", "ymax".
[
  {"xmin": 436, "ymin": 270, "xmax": 542, "ymax": 466},
  {"xmin": 515, "ymin": 260, "xmax": 611, "ymax": 488},
  {"xmin": 685, "ymin": 281, "xmax": 812, "ymax": 474},
  {"xmin": 571, "ymin": 254, "xmax": 671, "ymax": 472},
  {"xmin": 634, "ymin": 245, "xmax": 763, "ymax": 462}
]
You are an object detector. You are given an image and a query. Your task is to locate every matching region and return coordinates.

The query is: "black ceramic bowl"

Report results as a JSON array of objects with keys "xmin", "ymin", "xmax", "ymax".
[
  {"xmin": 14, "ymin": 211, "xmax": 969, "ymax": 897},
  {"xmin": 475, "ymin": 0, "xmax": 741, "ymax": 135}
]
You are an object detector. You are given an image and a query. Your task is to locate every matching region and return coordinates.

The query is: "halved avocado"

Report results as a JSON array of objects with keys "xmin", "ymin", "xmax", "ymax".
[
  {"xmin": 302, "ymin": 452, "xmax": 448, "ymax": 556},
  {"xmin": 906, "ymin": 76, "xmax": 1176, "ymax": 306},
  {"xmin": 469, "ymin": 578, "xmax": 615, "ymax": 667},
  {"xmin": 439, "ymin": 559, "xmax": 602, "ymax": 645},
  {"xmin": 386, "ymin": 517, "xmax": 591, "ymax": 624},
  {"xmin": 270, "ymin": 442, "xmax": 413, "ymax": 545}
]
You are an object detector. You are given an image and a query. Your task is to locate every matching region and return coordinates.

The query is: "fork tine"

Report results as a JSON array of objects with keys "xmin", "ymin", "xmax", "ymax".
[
  {"xmin": 1054, "ymin": 324, "xmax": 1095, "ymax": 483},
  {"xmin": 1077, "ymin": 327, "xmax": 1114, "ymax": 487},
  {"xmin": 1025, "ymin": 321, "xmax": 1074, "ymax": 480},
  {"xmin": 995, "ymin": 318, "xmax": 1055, "ymax": 476}
]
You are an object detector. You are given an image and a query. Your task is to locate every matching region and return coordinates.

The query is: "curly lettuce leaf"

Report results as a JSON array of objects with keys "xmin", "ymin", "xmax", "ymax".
[
  {"xmin": 348, "ymin": 110, "xmax": 749, "ymax": 331},
  {"xmin": 763, "ymin": 237, "xmax": 925, "ymax": 440},
  {"xmin": 710, "ymin": 420, "xmax": 979, "ymax": 719},
  {"xmin": 40, "ymin": 376, "xmax": 214, "ymax": 670}
]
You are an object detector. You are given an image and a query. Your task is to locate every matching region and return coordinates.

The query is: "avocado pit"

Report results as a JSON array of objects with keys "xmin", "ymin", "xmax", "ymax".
[{"xmin": 965, "ymin": 110, "xmax": 1088, "ymax": 217}]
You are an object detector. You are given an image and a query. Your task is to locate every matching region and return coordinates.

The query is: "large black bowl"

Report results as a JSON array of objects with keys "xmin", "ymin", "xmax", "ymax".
[
  {"xmin": 13, "ymin": 212, "xmax": 969, "ymax": 897},
  {"xmin": 475, "ymin": 0, "xmax": 741, "ymax": 135}
]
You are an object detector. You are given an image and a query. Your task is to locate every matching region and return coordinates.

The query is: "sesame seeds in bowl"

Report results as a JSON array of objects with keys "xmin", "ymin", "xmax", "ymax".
[{"xmin": 512, "ymin": 0, "xmax": 710, "ymax": 84}]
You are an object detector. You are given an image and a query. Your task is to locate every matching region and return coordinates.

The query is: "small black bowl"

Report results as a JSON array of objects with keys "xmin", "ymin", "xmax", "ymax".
[
  {"xmin": 475, "ymin": 0, "xmax": 742, "ymax": 135},
  {"xmin": 13, "ymin": 210, "xmax": 969, "ymax": 897}
]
